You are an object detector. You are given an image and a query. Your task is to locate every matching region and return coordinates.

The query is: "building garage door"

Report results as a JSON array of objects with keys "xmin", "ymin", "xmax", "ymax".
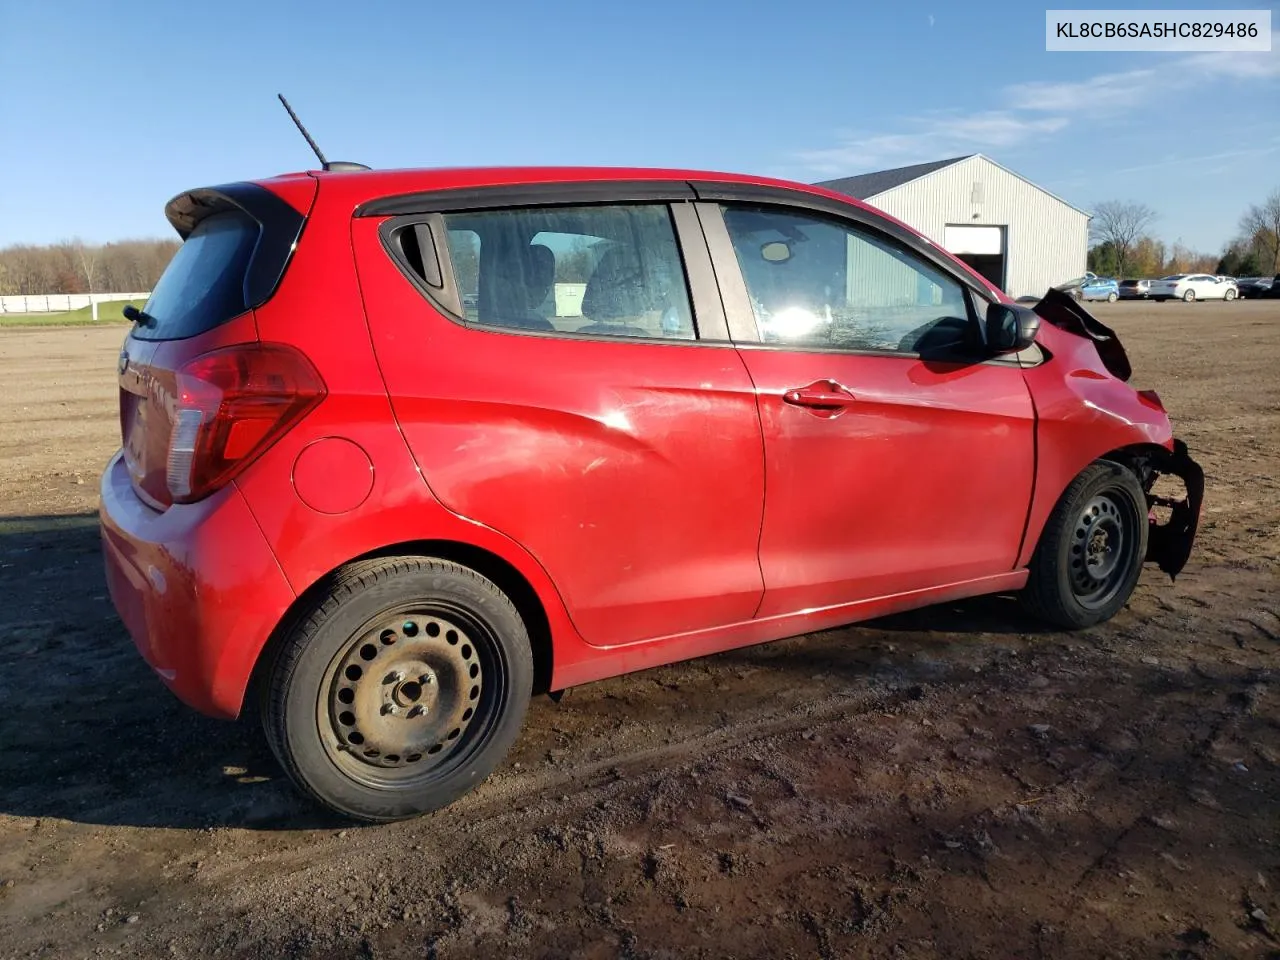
[{"xmin": 944, "ymin": 225, "xmax": 1006, "ymax": 290}]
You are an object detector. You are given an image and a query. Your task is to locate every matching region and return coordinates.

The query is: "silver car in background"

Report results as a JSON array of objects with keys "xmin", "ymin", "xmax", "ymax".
[
  {"xmin": 1150, "ymin": 274, "xmax": 1239, "ymax": 302},
  {"xmin": 1118, "ymin": 279, "xmax": 1151, "ymax": 299}
]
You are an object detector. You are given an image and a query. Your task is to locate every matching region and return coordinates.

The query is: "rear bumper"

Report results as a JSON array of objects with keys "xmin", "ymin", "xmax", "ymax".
[{"xmin": 99, "ymin": 451, "xmax": 295, "ymax": 718}]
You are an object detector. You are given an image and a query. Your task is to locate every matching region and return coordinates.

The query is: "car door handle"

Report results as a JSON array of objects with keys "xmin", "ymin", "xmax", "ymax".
[{"xmin": 782, "ymin": 381, "xmax": 857, "ymax": 409}]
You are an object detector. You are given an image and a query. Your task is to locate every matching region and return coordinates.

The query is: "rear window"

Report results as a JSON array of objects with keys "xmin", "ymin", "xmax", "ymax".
[{"xmin": 133, "ymin": 210, "xmax": 259, "ymax": 341}]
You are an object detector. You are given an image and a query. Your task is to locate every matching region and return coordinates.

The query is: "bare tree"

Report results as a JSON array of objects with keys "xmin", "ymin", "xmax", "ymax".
[
  {"xmin": 73, "ymin": 239, "xmax": 101, "ymax": 295},
  {"xmin": 0, "ymin": 238, "xmax": 178, "ymax": 295},
  {"xmin": 1240, "ymin": 189, "xmax": 1280, "ymax": 274},
  {"xmin": 1089, "ymin": 201, "xmax": 1158, "ymax": 279}
]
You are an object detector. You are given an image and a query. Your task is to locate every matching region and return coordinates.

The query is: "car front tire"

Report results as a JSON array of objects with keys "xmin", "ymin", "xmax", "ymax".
[
  {"xmin": 1107, "ymin": 292, "xmax": 1118, "ymax": 302},
  {"xmin": 1224, "ymin": 288, "xmax": 1237, "ymax": 301},
  {"xmin": 1019, "ymin": 461, "xmax": 1148, "ymax": 630},
  {"xmin": 261, "ymin": 557, "xmax": 534, "ymax": 822}
]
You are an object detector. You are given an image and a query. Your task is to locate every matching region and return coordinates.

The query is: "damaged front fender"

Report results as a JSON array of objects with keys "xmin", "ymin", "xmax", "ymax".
[{"xmin": 1144, "ymin": 439, "xmax": 1204, "ymax": 580}]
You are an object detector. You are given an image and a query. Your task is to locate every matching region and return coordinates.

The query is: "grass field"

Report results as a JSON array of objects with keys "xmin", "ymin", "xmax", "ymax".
[{"xmin": 0, "ymin": 299, "xmax": 144, "ymax": 328}]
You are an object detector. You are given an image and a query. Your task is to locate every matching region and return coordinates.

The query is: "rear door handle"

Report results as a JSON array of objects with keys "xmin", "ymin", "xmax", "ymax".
[{"xmin": 782, "ymin": 380, "xmax": 857, "ymax": 409}]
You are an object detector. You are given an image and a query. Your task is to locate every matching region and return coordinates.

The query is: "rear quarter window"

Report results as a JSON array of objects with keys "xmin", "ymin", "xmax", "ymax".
[{"xmin": 132, "ymin": 210, "xmax": 259, "ymax": 341}]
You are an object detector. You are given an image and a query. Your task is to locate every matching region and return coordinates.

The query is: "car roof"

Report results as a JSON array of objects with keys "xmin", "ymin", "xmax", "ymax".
[{"xmin": 253, "ymin": 165, "xmax": 885, "ymax": 218}]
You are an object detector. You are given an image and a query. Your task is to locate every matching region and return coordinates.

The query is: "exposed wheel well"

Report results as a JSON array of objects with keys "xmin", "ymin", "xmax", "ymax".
[
  {"xmin": 1096, "ymin": 442, "xmax": 1172, "ymax": 492},
  {"xmin": 1019, "ymin": 443, "xmax": 1169, "ymax": 568},
  {"xmin": 247, "ymin": 540, "xmax": 555, "ymax": 717}
]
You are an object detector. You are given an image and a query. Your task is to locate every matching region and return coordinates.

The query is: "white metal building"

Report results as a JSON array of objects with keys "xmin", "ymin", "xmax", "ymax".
[{"xmin": 817, "ymin": 154, "xmax": 1089, "ymax": 299}]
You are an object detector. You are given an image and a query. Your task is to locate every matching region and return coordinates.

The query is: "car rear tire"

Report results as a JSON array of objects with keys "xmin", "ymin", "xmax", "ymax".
[
  {"xmin": 261, "ymin": 557, "xmax": 534, "ymax": 822},
  {"xmin": 1019, "ymin": 461, "xmax": 1148, "ymax": 630},
  {"xmin": 1107, "ymin": 292, "xmax": 1118, "ymax": 302},
  {"xmin": 1182, "ymin": 289, "xmax": 1196, "ymax": 302}
]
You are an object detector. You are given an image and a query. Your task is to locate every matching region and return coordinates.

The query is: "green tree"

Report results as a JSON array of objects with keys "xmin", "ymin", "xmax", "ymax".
[
  {"xmin": 1087, "ymin": 241, "xmax": 1118, "ymax": 276},
  {"xmin": 1217, "ymin": 243, "xmax": 1261, "ymax": 278}
]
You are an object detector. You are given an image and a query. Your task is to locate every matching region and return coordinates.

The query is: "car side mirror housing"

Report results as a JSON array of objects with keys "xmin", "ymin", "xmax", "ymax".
[{"xmin": 985, "ymin": 302, "xmax": 1041, "ymax": 354}]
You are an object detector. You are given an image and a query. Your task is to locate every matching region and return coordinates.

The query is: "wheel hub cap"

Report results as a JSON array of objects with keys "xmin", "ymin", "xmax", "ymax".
[
  {"xmin": 327, "ymin": 614, "xmax": 483, "ymax": 769},
  {"xmin": 1069, "ymin": 493, "xmax": 1133, "ymax": 606}
]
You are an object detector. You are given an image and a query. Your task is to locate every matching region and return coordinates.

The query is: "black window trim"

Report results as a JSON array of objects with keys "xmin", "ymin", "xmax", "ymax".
[
  {"xmin": 162, "ymin": 180, "xmax": 308, "ymax": 316},
  {"xmin": 357, "ymin": 175, "xmax": 1037, "ymax": 360},
  {"xmin": 376, "ymin": 199, "xmax": 733, "ymax": 347},
  {"xmin": 696, "ymin": 199, "xmax": 1030, "ymax": 367},
  {"xmin": 357, "ymin": 176, "xmax": 1001, "ymax": 303},
  {"xmin": 357, "ymin": 180, "xmax": 697, "ymax": 218}
]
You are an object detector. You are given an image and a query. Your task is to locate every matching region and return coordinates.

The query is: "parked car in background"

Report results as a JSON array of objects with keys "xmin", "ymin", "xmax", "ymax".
[
  {"xmin": 1118, "ymin": 279, "xmax": 1151, "ymax": 300},
  {"xmin": 1150, "ymin": 274, "xmax": 1238, "ymax": 302},
  {"xmin": 1078, "ymin": 276, "xmax": 1119, "ymax": 302},
  {"xmin": 1264, "ymin": 275, "xmax": 1280, "ymax": 299},
  {"xmin": 99, "ymin": 164, "xmax": 1204, "ymax": 822},
  {"xmin": 1236, "ymin": 276, "xmax": 1275, "ymax": 299}
]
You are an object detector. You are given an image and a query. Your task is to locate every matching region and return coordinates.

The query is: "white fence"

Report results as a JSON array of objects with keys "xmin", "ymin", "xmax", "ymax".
[{"xmin": 0, "ymin": 292, "xmax": 151, "ymax": 314}]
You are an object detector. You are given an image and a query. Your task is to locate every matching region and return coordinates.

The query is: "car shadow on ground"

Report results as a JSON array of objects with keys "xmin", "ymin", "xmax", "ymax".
[
  {"xmin": 0, "ymin": 513, "xmax": 339, "ymax": 831},
  {"xmin": 0, "ymin": 513, "xmax": 1064, "ymax": 832}
]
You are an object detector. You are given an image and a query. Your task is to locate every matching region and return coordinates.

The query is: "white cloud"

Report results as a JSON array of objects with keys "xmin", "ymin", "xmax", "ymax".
[
  {"xmin": 796, "ymin": 112, "xmax": 1069, "ymax": 176},
  {"xmin": 1010, "ymin": 37, "xmax": 1280, "ymax": 116},
  {"xmin": 1049, "ymin": 143, "xmax": 1280, "ymax": 187},
  {"xmin": 795, "ymin": 35, "xmax": 1279, "ymax": 176},
  {"xmin": 1183, "ymin": 34, "xmax": 1280, "ymax": 79},
  {"xmin": 1005, "ymin": 69, "xmax": 1158, "ymax": 113}
]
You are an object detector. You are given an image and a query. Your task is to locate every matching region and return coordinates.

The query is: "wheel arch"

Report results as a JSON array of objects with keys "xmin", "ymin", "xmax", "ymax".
[
  {"xmin": 1096, "ymin": 441, "xmax": 1171, "ymax": 485},
  {"xmin": 247, "ymin": 539, "xmax": 556, "ymax": 718},
  {"xmin": 1018, "ymin": 441, "xmax": 1171, "ymax": 569}
]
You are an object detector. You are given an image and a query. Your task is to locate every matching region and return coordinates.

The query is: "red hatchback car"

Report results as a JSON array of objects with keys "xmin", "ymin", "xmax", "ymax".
[{"xmin": 100, "ymin": 165, "xmax": 1202, "ymax": 822}]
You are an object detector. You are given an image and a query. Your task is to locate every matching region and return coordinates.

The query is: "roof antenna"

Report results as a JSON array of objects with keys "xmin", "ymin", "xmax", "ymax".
[{"xmin": 276, "ymin": 94, "xmax": 370, "ymax": 172}]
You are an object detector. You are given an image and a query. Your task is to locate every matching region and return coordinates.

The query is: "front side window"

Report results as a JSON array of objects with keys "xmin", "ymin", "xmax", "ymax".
[
  {"xmin": 721, "ymin": 205, "xmax": 974, "ymax": 355},
  {"xmin": 439, "ymin": 204, "xmax": 695, "ymax": 340}
]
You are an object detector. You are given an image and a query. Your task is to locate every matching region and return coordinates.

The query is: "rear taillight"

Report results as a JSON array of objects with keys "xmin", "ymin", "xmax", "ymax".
[{"xmin": 167, "ymin": 343, "xmax": 325, "ymax": 503}]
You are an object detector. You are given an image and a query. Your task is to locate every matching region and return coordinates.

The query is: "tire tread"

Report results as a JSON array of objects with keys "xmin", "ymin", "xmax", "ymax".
[
  {"xmin": 260, "ymin": 556, "xmax": 529, "ymax": 821},
  {"xmin": 1019, "ymin": 461, "xmax": 1146, "ymax": 630}
]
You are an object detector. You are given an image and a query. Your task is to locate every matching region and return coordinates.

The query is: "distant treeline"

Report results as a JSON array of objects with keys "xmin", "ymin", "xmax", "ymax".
[{"xmin": 0, "ymin": 239, "xmax": 180, "ymax": 296}]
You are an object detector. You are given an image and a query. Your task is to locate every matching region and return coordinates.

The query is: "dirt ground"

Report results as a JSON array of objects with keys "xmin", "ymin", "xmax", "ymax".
[{"xmin": 0, "ymin": 300, "xmax": 1277, "ymax": 960}]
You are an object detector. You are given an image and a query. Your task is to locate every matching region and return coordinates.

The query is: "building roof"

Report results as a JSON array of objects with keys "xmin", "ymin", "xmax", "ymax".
[
  {"xmin": 815, "ymin": 156, "xmax": 972, "ymax": 199},
  {"xmin": 816, "ymin": 153, "xmax": 1091, "ymax": 218}
]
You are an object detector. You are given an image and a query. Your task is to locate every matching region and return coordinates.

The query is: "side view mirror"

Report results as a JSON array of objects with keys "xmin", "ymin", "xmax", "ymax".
[{"xmin": 985, "ymin": 302, "xmax": 1041, "ymax": 353}]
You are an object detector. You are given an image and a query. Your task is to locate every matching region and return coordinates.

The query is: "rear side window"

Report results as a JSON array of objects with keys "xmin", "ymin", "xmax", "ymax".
[
  {"xmin": 432, "ymin": 204, "xmax": 696, "ymax": 340},
  {"xmin": 133, "ymin": 210, "xmax": 259, "ymax": 341}
]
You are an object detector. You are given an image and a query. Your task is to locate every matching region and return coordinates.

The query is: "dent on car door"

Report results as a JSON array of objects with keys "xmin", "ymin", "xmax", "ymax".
[
  {"xmin": 698, "ymin": 200, "xmax": 1037, "ymax": 616},
  {"xmin": 351, "ymin": 197, "xmax": 766, "ymax": 647}
]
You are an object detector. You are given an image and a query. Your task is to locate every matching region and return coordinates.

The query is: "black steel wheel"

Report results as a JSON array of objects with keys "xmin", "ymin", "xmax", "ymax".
[
  {"xmin": 262, "ymin": 557, "xmax": 533, "ymax": 822},
  {"xmin": 1020, "ymin": 461, "xmax": 1148, "ymax": 629}
]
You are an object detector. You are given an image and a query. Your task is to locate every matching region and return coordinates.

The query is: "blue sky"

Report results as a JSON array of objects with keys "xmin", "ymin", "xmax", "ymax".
[{"xmin": 1, "ymin": 0, "xmax": 1277, "ymax": 253}]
